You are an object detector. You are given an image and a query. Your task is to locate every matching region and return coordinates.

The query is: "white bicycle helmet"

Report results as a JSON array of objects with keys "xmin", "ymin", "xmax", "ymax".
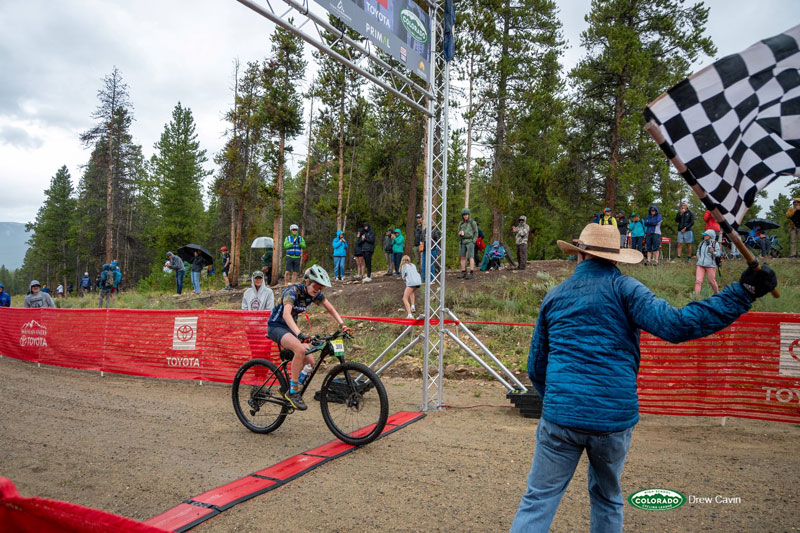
[
  {"xmin": 305, "ymin": 264, "xmax": 331, "ymax": 287},
  {"xmin": 289, "ymin": 223, "xmax": 299, "ymax": 231}
]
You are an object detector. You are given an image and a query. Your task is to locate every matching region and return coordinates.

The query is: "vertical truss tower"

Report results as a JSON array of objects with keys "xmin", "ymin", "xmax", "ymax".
[{"xmin": 235, "ymin": 0, "xmax": 526, "ymax": 412}]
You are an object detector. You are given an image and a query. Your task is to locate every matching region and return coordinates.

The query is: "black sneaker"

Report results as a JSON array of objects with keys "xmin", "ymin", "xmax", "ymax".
[
  {"xmin": 465, "ymin": 271, "xmax": 473, "ymax": 280},
  {"xmin": 284, "ymin": 390, "xmax": 307, "ymax": 411},
  {"xmin": 458, "ymin": 271, "xmax": 466, "ymax": 279}
]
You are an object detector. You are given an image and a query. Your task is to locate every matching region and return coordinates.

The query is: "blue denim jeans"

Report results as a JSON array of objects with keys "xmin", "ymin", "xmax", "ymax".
[
  {"xmin": 510, "ymin": 418, "xmax": 633, "ymax": 533},
  {"xmin": 175, "ymin": 270, "xmax": 185, "ymax": 295},
  {"xmin": 334, "ymin": 256, "xmax": 345, "ymax": 278},
  {"xmin": 631, "ymin": 236, "xmax": 643, "ymax": 253},
  {"xmin": 420, "ymin": 248, "xmax": 438, "ymax": 281},
  {"xmin": 190, "ymin": 271, "xmax": 200, "ymax": 294}
]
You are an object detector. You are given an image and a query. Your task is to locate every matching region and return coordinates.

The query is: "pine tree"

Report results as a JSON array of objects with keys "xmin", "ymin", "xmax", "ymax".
[
  {"xmin": 151, "ymin": 102, "xmax": 209, "ymax": 252},
  {"xmin": 80, "ymin": 67, "xmax": 134, "ymax": 263},
  {"xmin": 466, "ymin": 0, "xmax": 565, "ymax": 241},
  {"xmin": 260, "ymin": 27, "xmax": 306, "ymax": 280},
  {"xmin": 24, "ymin": 166, "xmax": 77, "ymax": 290},
  {"xmin": 215, "ymin": 61, "xmax": 266, "ymax": 287},
  {"xmin": 569, "ymin": 0, "xmax": 716, "ymax": 212}
]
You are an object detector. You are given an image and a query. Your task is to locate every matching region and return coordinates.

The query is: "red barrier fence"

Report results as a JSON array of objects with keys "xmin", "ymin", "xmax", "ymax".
[
  {"xmin": 638, "ymin": 312, "xmax": 800, "ymax": 424},
  {"xmin": 1, "ymin": 309, "xmax": 799, "ymax": 423},
  {"xmin": 0, "ymin": 308, "xmax": 277, "ymax": 383},
  {"xmin": 0, "ymin": 476, "xmax": 166, "ymax": 532}
]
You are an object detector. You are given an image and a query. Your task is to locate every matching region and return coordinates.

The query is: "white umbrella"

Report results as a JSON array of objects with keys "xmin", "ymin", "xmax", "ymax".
[{"xmin": 251, "ymin": 237, "xmax": 274, "ymax": 249}]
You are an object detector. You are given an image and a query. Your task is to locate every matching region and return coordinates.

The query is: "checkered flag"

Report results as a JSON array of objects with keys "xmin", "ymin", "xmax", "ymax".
[{"xmin": 644, "ymin": 24, "xmax": 800, "ymax": 229}]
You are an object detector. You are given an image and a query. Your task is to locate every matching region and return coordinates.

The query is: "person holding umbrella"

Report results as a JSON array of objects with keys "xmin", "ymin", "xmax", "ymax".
[
  {"xmin": 176, "ymin": 244, "xmax": 214, "ymax": 296},
  {"xmin": 189, "ymin": 250, "xmax": 206, "ymax": 294}
]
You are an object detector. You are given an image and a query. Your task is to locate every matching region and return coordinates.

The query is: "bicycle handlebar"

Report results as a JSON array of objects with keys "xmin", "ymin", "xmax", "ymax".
[{"xmin": 309, "ymin": 329, "xmax": 353, "ymax": 346}]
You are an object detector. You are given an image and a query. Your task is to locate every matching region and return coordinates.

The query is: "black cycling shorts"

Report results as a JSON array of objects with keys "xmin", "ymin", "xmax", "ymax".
[{"xmin": 267, "ymin": 323, "xmax": 297, "ymax": 346}]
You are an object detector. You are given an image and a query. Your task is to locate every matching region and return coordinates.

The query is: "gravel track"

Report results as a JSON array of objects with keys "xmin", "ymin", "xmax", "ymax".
[{"xmin": 1, "ymin": 356, "xmax": 797, "ymax": 532}]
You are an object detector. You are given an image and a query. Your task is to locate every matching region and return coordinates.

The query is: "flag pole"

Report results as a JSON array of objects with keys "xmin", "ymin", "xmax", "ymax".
[{"xmin": 644, "ymin": 120, "xmax": 779, "ymax": 298}]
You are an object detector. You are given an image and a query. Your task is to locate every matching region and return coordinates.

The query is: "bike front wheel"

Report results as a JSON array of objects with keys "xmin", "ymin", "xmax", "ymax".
[
  {"xmin": 319, "ymin": 361, "xmax": 389, "ymax": 446},
  {"xmin": 232, "ymin": 358, "xmax": 289, "ymax": 434}
]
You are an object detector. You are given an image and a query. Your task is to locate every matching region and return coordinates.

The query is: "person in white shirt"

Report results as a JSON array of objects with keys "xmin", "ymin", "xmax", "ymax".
[{"xmin": 399, "ymin": 255, "xmax": 421, "ymax": 319}]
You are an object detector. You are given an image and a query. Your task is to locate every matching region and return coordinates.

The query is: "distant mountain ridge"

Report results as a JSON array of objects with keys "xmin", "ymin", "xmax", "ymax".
[{"xmin": 0, "ymin": 222, "xmax": 30, "ymax": 270}]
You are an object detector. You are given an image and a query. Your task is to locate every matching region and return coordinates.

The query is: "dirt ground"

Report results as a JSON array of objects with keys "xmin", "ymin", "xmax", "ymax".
[{"xmin": 1, "ymin": 356, "xmax": 798, "ymax": 532}]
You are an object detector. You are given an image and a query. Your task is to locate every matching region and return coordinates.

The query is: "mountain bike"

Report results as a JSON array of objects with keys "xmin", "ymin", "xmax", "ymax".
[{"xmin": 232, "ymin": 330, "xmax": 389, "ymax": 446}]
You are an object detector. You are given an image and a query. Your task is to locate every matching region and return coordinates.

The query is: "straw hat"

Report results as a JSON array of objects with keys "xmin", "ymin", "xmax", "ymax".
[{"xmin": 558, "ymin": 224, "xmax": 643, "ymax": 264}]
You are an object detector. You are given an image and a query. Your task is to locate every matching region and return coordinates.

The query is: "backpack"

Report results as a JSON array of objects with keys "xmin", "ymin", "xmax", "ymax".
[
  {"xmin": 476, "ymin": 236, "xmax": 486, "ymax": 251},
  {"xmin": 100, "ymin": 270, "xmax": 111, "ymax": 289}
]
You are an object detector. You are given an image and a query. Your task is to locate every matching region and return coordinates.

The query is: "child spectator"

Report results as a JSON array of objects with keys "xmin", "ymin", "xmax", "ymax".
[
  {"xmin": 695, "ymin": 230, "xmax": 721, "ymax": 296},
  {"xmin": 487, "ymin": 240, "xmax": 505, "ymax": 270},
  {"xmin": 399, "ymin": 255, "xmax": 421, "ymax": 319}
]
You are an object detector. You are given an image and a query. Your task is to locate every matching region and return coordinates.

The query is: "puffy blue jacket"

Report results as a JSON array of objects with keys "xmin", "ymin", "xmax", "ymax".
[
  {"xmin": 644, "ymin": 206, "xmax": 662, "ymax": 234},
  {"xmin": 332, "ymin": 230, "xmax": 348, "ymax": 257},
  {"xmin": 528, "ymin": 259, "xmax": 753, "ymax": 432},
  {"xmin": 0, "ymin": 290, "xmax": 10, "ymax": 307}
]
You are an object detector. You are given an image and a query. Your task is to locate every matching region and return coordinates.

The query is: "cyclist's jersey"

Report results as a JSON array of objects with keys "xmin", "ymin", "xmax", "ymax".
[{"xmin": 268, "ymin": 283, "xmax": 326, "ymax": 329}]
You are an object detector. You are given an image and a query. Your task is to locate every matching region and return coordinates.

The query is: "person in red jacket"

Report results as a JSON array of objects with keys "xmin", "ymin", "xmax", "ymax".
[{"xmin": 703, "ymin": 211, "xmax": 722, "ymax": 243}]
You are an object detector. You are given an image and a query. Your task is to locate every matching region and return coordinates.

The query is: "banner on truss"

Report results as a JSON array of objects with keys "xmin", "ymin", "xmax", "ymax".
[{"xmin": 311, "ymin": 0, "xmax": 431, "ymax": 81}]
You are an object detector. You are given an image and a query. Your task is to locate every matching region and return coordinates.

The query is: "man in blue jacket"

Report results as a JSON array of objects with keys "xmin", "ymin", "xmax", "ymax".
[
  {"xmin": 510, "ymin": 224, "xmax": 777, "ymax": 533},
  {"xmin": 0, "ymin": 283, "xmax": 11, "ymax": 307}
]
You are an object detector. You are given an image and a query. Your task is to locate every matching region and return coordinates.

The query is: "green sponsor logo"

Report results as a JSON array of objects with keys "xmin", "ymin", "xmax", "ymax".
[
  {"xmin": 400, "ymin": 9, "xmax": 428, "ymax": 44},
  {"xmin": 628, "ymin": 489, "xmax": 686, "ymax": 511}
]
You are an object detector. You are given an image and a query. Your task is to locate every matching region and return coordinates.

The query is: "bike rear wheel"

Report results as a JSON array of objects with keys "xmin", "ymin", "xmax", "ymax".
[
  {"xmin": 232, "ymin": 358, "xmax": 289, "ymax": 434},
  {"xmin": 319, "ymin": 361, "xmax": 388, "ymax": 445}
]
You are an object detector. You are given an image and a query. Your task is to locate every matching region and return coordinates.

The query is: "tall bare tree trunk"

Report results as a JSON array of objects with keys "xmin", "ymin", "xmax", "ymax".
[
  {"xmin": 106, "ymin": 121, "xmax": 114, "ymax": 263},
  {"xmin": 234, "ymin": 208, "xmax": 244, "ymax": 286},
  {"xmin": 229, "ymin": 61, "xmax": 241, "ymax": 285},
  {"xmin": 336, "ymin": 83, "xmax": 345, "ymax": 231},
  {"xmin": 230, "ymin": 202, "xmax": 237, "ymax": 275},
  {"xmin": 464, "ymin": 55, "xmax": 475, "ymax": 209},
  {"xmin": 490, "ymin": 0, "xmax": 510, "ymax": 244},
  {"xmin": 300, "ymin": 94, "xmax": 314, "ymax": 237},
  {"xmin": 606, "ymin": 80, "xmax": 626, "ymax": 212},
  {"xmin": 272, "ymin": 133, "xmax": 287, "ymax": 282}
]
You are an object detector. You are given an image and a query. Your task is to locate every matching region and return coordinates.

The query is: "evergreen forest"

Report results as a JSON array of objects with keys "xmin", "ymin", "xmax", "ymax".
[{"xmin": 8, "ymin": 0, "xmax": 799, "ymax": 296}]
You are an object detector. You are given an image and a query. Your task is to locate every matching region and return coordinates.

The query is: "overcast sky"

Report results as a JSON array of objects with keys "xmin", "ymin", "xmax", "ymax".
[{"xmin": 0, "ymin": 0, "xmax": 797, "ymax": 224}]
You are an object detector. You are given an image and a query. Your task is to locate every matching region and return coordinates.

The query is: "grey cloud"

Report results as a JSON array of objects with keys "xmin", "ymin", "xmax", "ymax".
[{"xmin": 0, "ymin": 125, "xmax": 44, "ymax": 149}]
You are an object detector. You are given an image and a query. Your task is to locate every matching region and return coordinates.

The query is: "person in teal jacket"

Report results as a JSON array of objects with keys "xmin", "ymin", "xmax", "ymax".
[
  {"xmin": 390, "ymin": 228, "xmax": 405, "ymax": 276},
  {"xmin": 510, "ymin": 223, "xmax": 777, "ymax": 533},
  {"xmin": 628, "ymin": 212, "xmax": 645, "ymax": 254},
  {"xmin": 331, "ymin": 230, "xmax": 348, "ymax": 281}
]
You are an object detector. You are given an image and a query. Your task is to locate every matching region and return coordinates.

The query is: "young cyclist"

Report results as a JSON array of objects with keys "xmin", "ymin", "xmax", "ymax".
[{"xmin": 266, "ymin": 264, "xmax": 351, "ymax": 410}]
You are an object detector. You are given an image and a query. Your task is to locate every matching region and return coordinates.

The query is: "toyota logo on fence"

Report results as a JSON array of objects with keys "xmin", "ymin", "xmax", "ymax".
[
  {"xmin": 173, "ymin": 317, "xmax": 198, "ymax": 351},
  {"xmin": 779, "ymin": 323, "xmax": 800, "ymax": 377},
  {"xmin": 176, "ymin": 324, "xmax": 194, "ymax": 342}
]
